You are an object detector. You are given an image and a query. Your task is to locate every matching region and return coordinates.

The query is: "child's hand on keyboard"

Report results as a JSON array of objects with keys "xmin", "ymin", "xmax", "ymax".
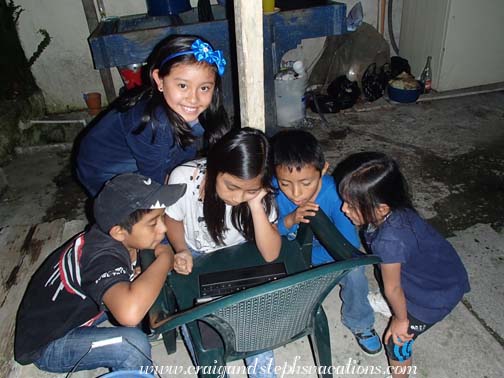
[{"xmin": 174, "ymin": 250, "xmax": 193, "ymax": 275}]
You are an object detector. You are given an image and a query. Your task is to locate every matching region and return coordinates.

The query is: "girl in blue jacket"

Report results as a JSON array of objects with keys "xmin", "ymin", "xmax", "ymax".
[{"xmin": 75, "ymin": 34, "xmax": 231, "ymax": 197}]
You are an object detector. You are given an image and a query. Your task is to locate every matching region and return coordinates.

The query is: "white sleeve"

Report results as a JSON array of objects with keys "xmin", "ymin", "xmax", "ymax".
[
  {"xmin": 165, "ymin": 165, "xmax": 190, "ymax": 221},
  {"xmin": 268, "ymin": 204, "xmax": 278, "ymax": 224}
]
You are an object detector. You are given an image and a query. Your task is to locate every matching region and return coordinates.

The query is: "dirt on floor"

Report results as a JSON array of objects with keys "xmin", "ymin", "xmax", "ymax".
[
  {"xmin": 41, "ymin": 157, "xmax": 91, "ymax": 224},
  {"xmin": 423, "ymin": 139, "xmax": 504, "ymax": 236}
]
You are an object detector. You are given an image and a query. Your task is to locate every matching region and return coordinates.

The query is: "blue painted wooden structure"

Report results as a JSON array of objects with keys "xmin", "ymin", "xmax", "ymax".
[{"xmin": 88, "ymin": 3, "xmax": 347, "ymax": 127}]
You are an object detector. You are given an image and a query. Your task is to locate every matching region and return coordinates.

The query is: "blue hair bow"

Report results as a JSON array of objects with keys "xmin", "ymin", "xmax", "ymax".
[{"xmin": 159, "ymin": 39, "xmax": 227, "ymax": 76}]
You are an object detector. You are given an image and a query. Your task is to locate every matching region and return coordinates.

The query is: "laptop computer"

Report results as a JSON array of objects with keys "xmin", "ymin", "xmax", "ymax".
[{"xmin": 196, "ymin": 262, "xmax": 287, "ymax": 303}]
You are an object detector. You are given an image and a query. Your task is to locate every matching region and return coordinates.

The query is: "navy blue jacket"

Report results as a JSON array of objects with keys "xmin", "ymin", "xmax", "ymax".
[{"xmin": 76, "ymin": 99, "xmax": 204, "ymax": 196}]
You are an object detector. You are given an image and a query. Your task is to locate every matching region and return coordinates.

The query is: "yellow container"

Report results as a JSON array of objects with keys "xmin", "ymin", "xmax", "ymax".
[{"xmin": 262, "ymin": 0, "xmax": 275, "ymax": 13}]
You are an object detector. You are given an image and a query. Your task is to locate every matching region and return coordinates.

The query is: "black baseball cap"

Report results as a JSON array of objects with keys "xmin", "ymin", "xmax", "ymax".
[{"xmin": 94, "ymin": 173, "xmax": 186, "ymax": 233}]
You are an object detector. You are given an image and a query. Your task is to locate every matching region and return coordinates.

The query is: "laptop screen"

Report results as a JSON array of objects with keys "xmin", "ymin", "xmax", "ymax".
[{"xmin": 197, "ymin": 262, "xmax": 287, "ymax": 302}]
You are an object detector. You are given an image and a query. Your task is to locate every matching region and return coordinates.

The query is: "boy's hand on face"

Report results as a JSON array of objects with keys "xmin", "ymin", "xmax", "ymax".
[
  {"xmin": 285, "ymin": 202, "xmax": 319, "ymax": 229},
  {"xmin": 174, "ymin": 250, "xmax": 193, "ymax": 275},
  {"xmin": 151, "ymin": 244, "xmax": 174, "ymax": 273},
  {"xmin": 154, "ymin": 243, "xmax": 173, "ymax": 259}
]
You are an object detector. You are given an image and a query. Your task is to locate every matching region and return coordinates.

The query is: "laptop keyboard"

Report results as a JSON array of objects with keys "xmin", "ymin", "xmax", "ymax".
[{"xmin": 198, "ymin": 262, "xmax": 287, "ymax": 300}]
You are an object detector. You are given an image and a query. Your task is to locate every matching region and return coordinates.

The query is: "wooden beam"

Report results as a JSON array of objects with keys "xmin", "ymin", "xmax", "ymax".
[
  {"xmin": 81, "ymin": 0, "xmax": 116, "ymax": 104},
  {"xmin": 380, "ymin": 0, "xmax": 386, "ymax": 35},
  {"xmin": 233, "ymin": 0, "xmax": 265, "ymax": 131}
]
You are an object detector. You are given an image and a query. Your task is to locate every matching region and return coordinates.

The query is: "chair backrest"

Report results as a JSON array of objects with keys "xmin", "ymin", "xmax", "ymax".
[
  {"xmin": 293, "ymin": 208, "xmax": 367, "ymax": 265},
  {"xmin": 143, "ymin": 207, "xmax": 381, "ymax": 359},
  {"xmin": 204, "ymin": 259, "xmax": 373, "ymax": 354},
  {"xmin": 157, "ymin": 256, "xmax": 379, "ymax": 355},
  {"xmin": 307, "ymin": 208, "xmax": 362, "ymax": 261}
]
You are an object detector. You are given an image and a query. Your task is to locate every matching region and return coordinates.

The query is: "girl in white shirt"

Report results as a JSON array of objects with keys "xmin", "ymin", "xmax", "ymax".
[
  {"xmin": 165, "ymin": 127, "xmax": 281, "ymax": 269},
  {"xmin": 165, "ymin": 127, "xmax": 281, "ymax": 378}
]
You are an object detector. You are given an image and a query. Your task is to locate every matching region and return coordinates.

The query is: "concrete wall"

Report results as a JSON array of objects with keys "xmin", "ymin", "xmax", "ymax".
[
  {"xmin": 16, "ymin": 0, "xmax": 149, "ymax": 113},
  {"xmin": 16, "ymin": 0, "xmax": 402, "ymax": 113}
]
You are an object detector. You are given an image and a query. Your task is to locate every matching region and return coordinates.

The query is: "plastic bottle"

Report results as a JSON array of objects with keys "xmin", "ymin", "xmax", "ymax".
[
  {"xmin": 97, "ymin": 0, "xmax": 107, "ymax": 19},
  {"xmin": 420, "ymin": 56, "xmax": 432, "ymax": 93},
  {"xmin": 275, "ymin": 60, "xmax": 308, "ymax": 127},
  {"xmin": 292, "ymin": 60, "xmax": 306, "ymax": 78}
]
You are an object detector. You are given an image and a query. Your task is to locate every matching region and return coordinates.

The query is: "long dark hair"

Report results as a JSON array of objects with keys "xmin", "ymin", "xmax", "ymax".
[
  {"xmin": 116, "ymin": 34, "xmax": 230, "ymax": 149},
  {"xmin": 338, "ymin": 152, "xmax": 413, "ymax": 226},
  {"xmin": 203, "ymin": 127, "xmax": 275, "ymax": 244}
]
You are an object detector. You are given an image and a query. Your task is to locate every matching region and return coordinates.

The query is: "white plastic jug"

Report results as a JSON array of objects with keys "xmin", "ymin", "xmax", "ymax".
[{"xmin": 274, "ymin": 76, "xmax": 307, "ymax": 127}]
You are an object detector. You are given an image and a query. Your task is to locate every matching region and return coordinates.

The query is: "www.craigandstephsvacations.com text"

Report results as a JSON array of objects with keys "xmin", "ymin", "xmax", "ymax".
[{"xmin": 141, "ymin": 356, "xmax": 417, "ymax": 377}]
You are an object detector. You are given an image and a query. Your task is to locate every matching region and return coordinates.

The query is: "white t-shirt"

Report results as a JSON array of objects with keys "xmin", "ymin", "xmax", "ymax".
[{"xmin": 166, "ymin": 159, "xmax": 277, "ymax": 254}]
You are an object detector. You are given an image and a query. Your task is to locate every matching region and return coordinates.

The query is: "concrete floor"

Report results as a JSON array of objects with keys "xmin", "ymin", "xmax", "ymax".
[{"xmin": 1, "ymin": 91, "xmax": 503, "ymax": 377}]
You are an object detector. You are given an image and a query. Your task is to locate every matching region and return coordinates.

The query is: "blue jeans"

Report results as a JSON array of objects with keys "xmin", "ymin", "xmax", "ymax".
[
  {"xmin": 34, "ymin": 313, "xmax": 151, "ymax": 373},
  {"xmin": 339, "ymin": 265, "xmax": 375, "ymax": 334},
  {"xmin": 181, "ymin": 325, "xmax": 276, "ymax": 378}
]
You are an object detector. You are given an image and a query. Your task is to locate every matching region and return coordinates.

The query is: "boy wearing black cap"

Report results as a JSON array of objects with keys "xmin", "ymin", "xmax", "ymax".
[{"xmin": 14, "ymin": 173, "xmax": 186, "ymax": 374}]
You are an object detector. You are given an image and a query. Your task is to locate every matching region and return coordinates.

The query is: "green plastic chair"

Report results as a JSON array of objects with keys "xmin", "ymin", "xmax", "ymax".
[{"xmin": 142, "ymin": 209, "xmax": 380, "ymax": 378}]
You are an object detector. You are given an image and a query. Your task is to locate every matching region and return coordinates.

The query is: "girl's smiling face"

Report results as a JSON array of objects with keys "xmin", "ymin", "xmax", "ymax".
[
  {"xmin": 153, "ymin": 62, "xmax": 216, "ymax": 123},
  {"xmin": 215, "ymin": 172, "xmax": 263, "ymax": 206}
]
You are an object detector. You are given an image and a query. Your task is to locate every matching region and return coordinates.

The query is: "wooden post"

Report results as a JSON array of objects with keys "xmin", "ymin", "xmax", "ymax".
[
  {"xmin": 81, "ymin": 0, "xmax": 116, "ymax": 104},
  {"xmin": 380, "ymin": 0, "xmax": 387, "ymax": 35},
  {"xmin": 233, "ymin": 0, "xmax": 265, "ymax": 131}
]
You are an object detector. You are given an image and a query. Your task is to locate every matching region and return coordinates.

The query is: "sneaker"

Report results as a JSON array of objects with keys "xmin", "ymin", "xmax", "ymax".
[
  {"xmin": 147, "ymin": 332, "xmax": 163, "ymax": 344},
  {"xmin": 368, "ymin": 291, "xmax": 392, "ymax": 317},
  {"xmin": 354, "ymin": 329, "xmax": 382, "ymax": 355}
]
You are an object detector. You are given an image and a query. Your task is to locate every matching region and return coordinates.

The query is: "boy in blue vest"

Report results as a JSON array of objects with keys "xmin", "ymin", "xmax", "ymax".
[
  {"xmin": 271, "ymin": 129, "xmax": 381, "ymax": 355},
  {"xmin": 15, "ymin": 173, "xmax": 186, "ymax": 373}
]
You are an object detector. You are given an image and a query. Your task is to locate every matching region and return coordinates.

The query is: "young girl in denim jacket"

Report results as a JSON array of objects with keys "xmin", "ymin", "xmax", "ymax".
[{"xmin": 76, "ymin": 34, "xmax": 230, "ymax": 196}]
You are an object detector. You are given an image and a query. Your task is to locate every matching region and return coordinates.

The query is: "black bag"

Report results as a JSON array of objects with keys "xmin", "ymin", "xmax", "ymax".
[{"xmin": 362, "ymin": 63, "xmax": 389, "ymax": 102}]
